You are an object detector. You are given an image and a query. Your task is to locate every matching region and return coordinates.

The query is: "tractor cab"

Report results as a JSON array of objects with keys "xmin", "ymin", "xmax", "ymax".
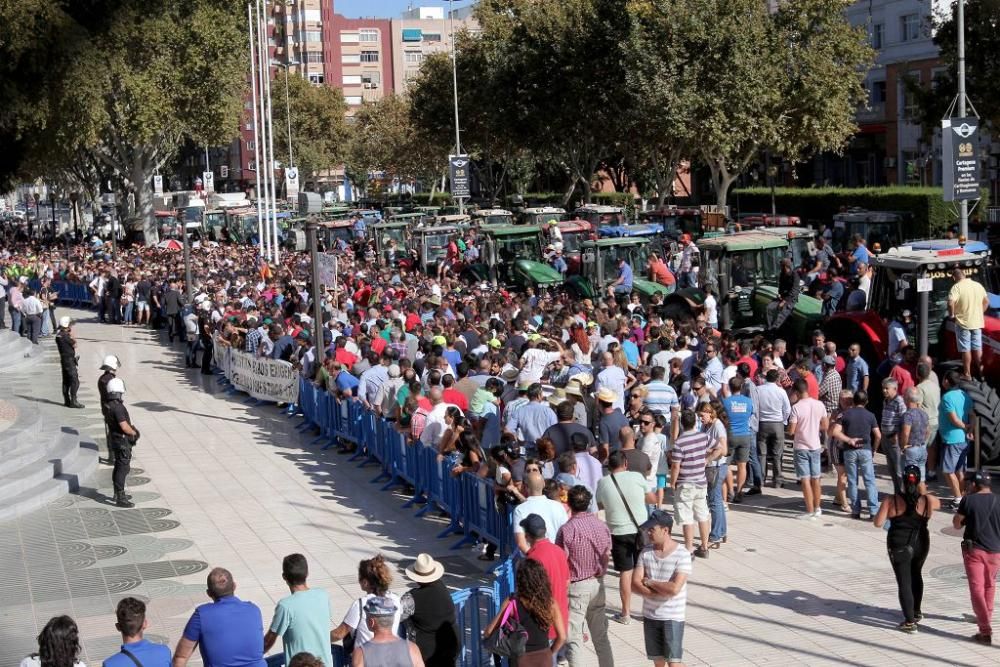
[
  {"xmin": 471, "ymin": 208, "xmax": 515, "ymax": 226},
  {"xmin": 551, "ymin": 219, "xmax": 595, "ymax": 274},
  {"xmin": 372, "ymin": 220, "xmax": 411, "ymax": 266},
  {"xmin": 573, "ymin": 204, "xmax": 626, "ymax": 227},
  {"xmin": 830, "ymin": 209, "xmax": 907, "ymax": 254},
  {"xmin": 758, "ymin": 226, "xmax": 817, "ymax": 273},
  {"xmin": 412, "ymin": 224, "xmax": 463, "ymax": 275},
  {"xmin": 519, "ymin": 206, "xmax": 566, "ymax": 226},
  {"xmin": 203, "ymin": 209, "xmax": 227, "ymax": 242},
  {"xmin": 317, "ymin": 218, "xmax": 355, "ymax": 249},
  {"xmin": 736, "ymin": 213, "xmax": 802, "ymax": 229},
  {"xmin": 567, "ymin": 237, "xmax": 671, "ymax": 303},
  {"xmin": 640, "ymin": 206, "xmax": 704, "ymax": 241},
  {"xmin": 465, "ymin": 224, "xmax": 563, "ymax": 289}
]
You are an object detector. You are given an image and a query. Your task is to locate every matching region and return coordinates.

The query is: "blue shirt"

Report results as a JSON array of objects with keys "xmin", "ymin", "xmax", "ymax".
[
  {"xmin": 103, "ymin": 639, "xmax": 171, "ymax": 667},
  {"xmin": 851, "ymin": 245, "xmax": 870, "ymax": 273},
  {"xmin": 844, "ymin": 356, "xmax": 869, "ymax": 392},
  {"xmin": 506, "ymin": 401, "xmax": 557, "ymax": 446},
  {"xmin": 722, "ymin": 395, "xmax": 754, "ymax": 437},
  {"xmin": 335, "ymin": 370, "xmax": 360, "ymax": 395},
  {"xmin": 939, "ymin": 388, "xmax": 971, "ymax": 445},
  {"xmin": 622, "ymin": 340, "xmax": 640, "ymax": 367},
  {"xmin": 182, "ymin": 596, "xmax": 266, "ymax": 667},
  {"xmin": 618, "ymin": 262, "xmax": 633, "ymax": 290}
]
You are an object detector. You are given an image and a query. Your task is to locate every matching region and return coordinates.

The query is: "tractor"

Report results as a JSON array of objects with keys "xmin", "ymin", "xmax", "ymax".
[
  {"xmin": 662, "ymin": 232, "xmax": 823, "ymax": 341},
  {"xmin": 830, "ymin": 208, "xmax": 908, "ymax": 253},
  {"xmin": 462, "ymin": 224, "xmax": 564, "ymax": 290},
  {"xmin": 519, "ymin": 206, "xmax": 566, "ymax": 226},
  {"xmin": 573, "ymin": 204, "xmax": 626, "ymax": 227},
  {"xmin": 566, "ymin": 237, "xmax": 672, "ymax": 303},
  {"xmin": 824, "ymin": 245, "xmax": 1000, "ymax": 462},
  {"xmin": 470, "ymin": 208, "xmax": 515, "ymax": 226}
]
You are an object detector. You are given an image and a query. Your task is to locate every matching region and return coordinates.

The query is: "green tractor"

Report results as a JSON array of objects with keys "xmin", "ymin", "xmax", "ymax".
[
  {"xmin": 663, "ymin": 232, "xmax": 823, "ymax": 340},
  {"xmin": 463, "ymin": 224, "xmax": 563, "ymax": 289},
  {"xmin": 566, "ymin": 237, "xmax": 672, "ymax": 303},
  {"xmin": 372, "ymin": 219, "xmax": 412, "ymax": 266}
]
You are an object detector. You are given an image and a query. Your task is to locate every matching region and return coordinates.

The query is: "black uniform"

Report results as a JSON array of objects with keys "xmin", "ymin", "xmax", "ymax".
[
  {"xmin": 55, "ymin": 329, "xmax": 80, "ymax": 406},
  {"xmin": 105, "ymin": 397, "xmax": 136, "ymax": 506},
  {"xmin": 98, "ymin": 370, "xmax": 116, "ymax": 463}
]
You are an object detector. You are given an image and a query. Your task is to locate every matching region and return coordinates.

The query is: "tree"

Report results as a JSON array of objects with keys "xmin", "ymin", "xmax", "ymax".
[
  {"xmin": 677, "ymin": 0, "xmax": 873, "ymax": 207},
  {"xmin": 0, "ymin": 0, "xmax": 248, "ymax": 242},
  {"xmin": 270, "ymin": 73, "xmax": 349, "ymax": 190}
]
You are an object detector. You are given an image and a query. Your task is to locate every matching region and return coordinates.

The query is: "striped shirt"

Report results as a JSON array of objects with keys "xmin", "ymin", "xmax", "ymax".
[
  {"xmin": 643, "ymin": 380, "xmax": 679, "ymax": 420},
  {"xmin": 881, "ymin": 395, "xmax": 906, "ymax": 437},
  {"xmin": 671, "ymin": 429, "xmax": 709, "ymax": 487},
  {"xmin": 638, "ymin": 544, "xmax": 691, "ymax": 621}
]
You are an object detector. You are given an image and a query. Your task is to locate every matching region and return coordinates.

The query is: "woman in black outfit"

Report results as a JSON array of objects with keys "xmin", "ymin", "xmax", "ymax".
[
  {"xmin": 484, "ymin": 559, "xmax": 565, "ymax": 667},
  {"xmin": 874, "ymin": 464, "xmax": 940, "ymax": 633}
]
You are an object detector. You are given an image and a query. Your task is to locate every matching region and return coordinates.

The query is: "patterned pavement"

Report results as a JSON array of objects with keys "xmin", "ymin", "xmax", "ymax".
[{"xmin": 0, "ymin": 309, "xmax": 997, "ymax": 667}]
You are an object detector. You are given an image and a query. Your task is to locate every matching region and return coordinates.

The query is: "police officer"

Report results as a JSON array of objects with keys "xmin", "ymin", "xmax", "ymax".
[
  {"xmin": 55, "ymin": 317, "xmax": 84, "ymax": 408},
  {"xmin": 99, "ymin": 355, "xmax": 121, "ymax": 464},
  {"xmin": 105, "ymin": 377, "xmax": 139, "ymax": 508}
]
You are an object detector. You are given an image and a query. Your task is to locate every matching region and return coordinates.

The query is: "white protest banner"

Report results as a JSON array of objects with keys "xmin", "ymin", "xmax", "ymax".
[
  {"xmin": 317, "ymin": 252, "xmax": 337, "ymax": 290},
  {"xmin": 226, "ymin": 348, "xmax": 299, "ymax": 403}
]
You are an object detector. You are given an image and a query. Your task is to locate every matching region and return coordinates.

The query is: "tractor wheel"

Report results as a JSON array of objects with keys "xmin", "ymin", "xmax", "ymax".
[{"xmin": 960, "ymin": 379, "xmax": 1000, "ymax": 464}]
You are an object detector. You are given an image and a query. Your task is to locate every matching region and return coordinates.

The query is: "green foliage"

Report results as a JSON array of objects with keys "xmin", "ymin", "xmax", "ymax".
[
  {"xmin": 732, "ymin": 186, "xmax": 992, "ymax": 237},
  {"xmin": 271, "ymin": 74, "xmax": 348, "ymax": 186}
]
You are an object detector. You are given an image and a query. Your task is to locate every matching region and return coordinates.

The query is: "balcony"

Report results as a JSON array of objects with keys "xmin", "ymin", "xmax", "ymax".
[{"xmin": 856, "ymin": 102, "xmax": 885, "ymax": 124}]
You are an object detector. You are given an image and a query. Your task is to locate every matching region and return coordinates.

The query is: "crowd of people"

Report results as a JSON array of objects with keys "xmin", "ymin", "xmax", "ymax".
[{"xmin": 3, "ymin": 224, "xmax": 999, "ymax": 664}]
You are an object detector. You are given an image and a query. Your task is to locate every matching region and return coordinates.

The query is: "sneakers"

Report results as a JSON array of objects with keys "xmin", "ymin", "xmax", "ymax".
[
  {"xmin": 898, "ymin": 621, "xmax": 918, "ymax": 634},
  {"xmin": 612, "ymin": 613, "xmax": 631, "ymax": 625},
  {"xmin": 950, "ymin": 498, "xmax": 963, "ymax": 511},
  {"xmin": 813, "ymin": 508, "xmax": 823, "ymax": 518},
  {"xmin": 797, "ymin": 512, "xmax": 817, "ymax": 521},
  {"xmin": 744, "ymin": 487, "xmax": 762, "ymax": 496}
]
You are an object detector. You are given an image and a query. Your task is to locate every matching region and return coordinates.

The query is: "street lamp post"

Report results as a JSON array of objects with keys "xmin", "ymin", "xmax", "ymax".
[
  {"xmin": 957, "ymin": 0, "xmax": 969, "ymax": 238},
  {"xmin": 306, "ymin": 215, "xmax": 324, "ymax": 365},
  {"xmin": 49, "ymin": 192, "xmax": 57, "ymax": 239}
]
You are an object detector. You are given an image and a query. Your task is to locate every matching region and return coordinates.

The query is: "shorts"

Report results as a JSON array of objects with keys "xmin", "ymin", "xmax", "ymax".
[
  {"xmin": 135, "ymin": 300, "xmax": 149, "ymax": 313},
  {"xmin": 828, "ymin": 441, "xmax": 844, "ymax": 467},
  {"xmin": 956, "ymin": 327, "xmax": 982, "ymax": 353},
  {"xmin": 673, "ymin": 484, "xmax": 709, "ymax": 526},
  {"xmin": 613, "ymin": 284, "xmax": 632, "ymax": 295},
  {"xmin": 794, "ymin": 449, "xmax": 822, "ymax": 479},
  {"xmin": 941, "ymin": 441, "xmax": 969, "ymax": 474},
  {"xmin": 729, "ymin": 434, "xmax": 753, "ymax": 463},
  {"xmin": 643, "ymin": 618, "xmax": 685, "ymax": 662},
  {"xmin": 611, "ymin": 533, "xmax": 641, "ymax": 572},
  {"xmin": 656, "ymin": 474, "xmax": 668, "ymax": 489}
]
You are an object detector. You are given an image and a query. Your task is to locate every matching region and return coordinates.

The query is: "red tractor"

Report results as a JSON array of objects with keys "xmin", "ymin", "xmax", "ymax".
[{"xmin": 823, "ymin": 246, "xmax": 1000, "ymax": 462}]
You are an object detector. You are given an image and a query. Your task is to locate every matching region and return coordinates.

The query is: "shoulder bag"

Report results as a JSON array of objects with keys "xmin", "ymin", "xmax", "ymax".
[
  {"xmin": 484, "ymin": 597, "xmax": 528, "ymax": 658},
  {"xmin": 342, "ymin": 596, "xmax": 363, "ymax": 656},
  {"xmin": 609, "ymin": 472, "xmax": 645, "ymax": 552}
]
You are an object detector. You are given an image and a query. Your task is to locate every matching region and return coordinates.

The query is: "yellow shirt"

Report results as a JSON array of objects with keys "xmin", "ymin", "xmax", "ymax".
[{"xmin": 948, "ymin": 278, "xmax": 987, "ymax": 330}]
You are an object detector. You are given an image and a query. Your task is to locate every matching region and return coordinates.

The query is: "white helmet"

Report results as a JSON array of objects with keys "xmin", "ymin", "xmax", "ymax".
[
  {"xmin": 59, "ymin": 316, "xmax": 72, "ymax": 328},
  {"xmin": 107, "ymin": 378, "xmax": 126, "ymax": 395},
  {"xmin": 101, "ymin": 355, "xmax": 121, "ymax": 371}
]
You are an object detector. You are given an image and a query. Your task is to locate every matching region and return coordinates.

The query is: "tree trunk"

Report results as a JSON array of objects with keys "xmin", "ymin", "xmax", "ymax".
[
  {"xmin": 560, "ymin": 177, "xmax": 576, "ymax": 208},
  {"xmin": 581, "ymin": 175, "xmax": 593, "ymax": 204},
  {"xmin": 130, "ymin": 156, "xmax": 158, "ymax": 245}
]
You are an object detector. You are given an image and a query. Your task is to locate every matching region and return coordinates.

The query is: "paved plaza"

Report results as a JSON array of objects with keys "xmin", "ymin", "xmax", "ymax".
[{"xmin": 0, "ymin": 309, "xmax": 997, "ymax": 667}]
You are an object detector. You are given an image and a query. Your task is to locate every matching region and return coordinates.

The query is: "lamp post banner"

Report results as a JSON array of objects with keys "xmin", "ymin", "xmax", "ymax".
[
  {"xmin": 941, "ymin": 117, "xmax": 980, "ymax": 202},
  {"xmin": 449, "ymin": 154, "xmax": 471, "ymax": 198},
  {"xmin": 316, "ymin": 252, "xmax": 337, "ymax": 289}
]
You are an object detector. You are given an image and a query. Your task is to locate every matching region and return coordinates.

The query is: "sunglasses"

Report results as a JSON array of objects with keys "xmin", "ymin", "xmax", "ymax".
[{"xmin": 640, "ymin": 419, "xmax": 654, "ymax": 425}]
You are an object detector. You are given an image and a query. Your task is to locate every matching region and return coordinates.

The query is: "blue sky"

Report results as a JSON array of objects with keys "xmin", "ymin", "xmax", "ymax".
[{"xmin": 334, "ymin": 0, "xmax": 475, "ymax": 18}]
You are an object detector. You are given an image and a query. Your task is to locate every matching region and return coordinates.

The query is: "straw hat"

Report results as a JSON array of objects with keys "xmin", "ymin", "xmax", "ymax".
[
  {"xmin": 547, "ymin": 388, "xmax": 567, "ymax": 406},
  {"xmin": 564, "ymin": 383, "xmax": 584, "ymax": 398},
  {"xmin": 405, "ymin": 553, "xmax": 445, "ymax": 584},
  {"xmin": 570, "ymin": 372, "xmax": 594, "ymax": 387},
  {"xmin": 596, "ymin": 387, "xmax": 618, "ymax": 404}
]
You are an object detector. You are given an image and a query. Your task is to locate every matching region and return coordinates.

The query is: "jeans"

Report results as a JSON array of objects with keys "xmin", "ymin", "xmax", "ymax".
[
  {"xmin": 747, "ymin": 430, "xmax": 764, "ymax": 489},
  {"xmin": 963, "ymin": 545, "xmax": 1000, "ymax": 636},
  {"xmin": 123, "ymin": 301, "xmax": 134, "ymax": 324},
  {"xmin": 10, "ymin": 308, "xmax": 21, "ymax": 336},
  {"xmin": 566, "ymin": 578, "xmax": 613, "ymax": 667},
  {"xmin": 903, "ymin": 445, "xmax": 928, "ymax": 484},
  {"xmin": 843, "ymin": 447, "xmax": 879, "ymax": 515},
  {"xmin": 707, "ymin": 467, "xmax": 727, "ymax": 542},
  {"xmin": 185, "ymin": 338, "xmax": 200, "ymax": 367}
]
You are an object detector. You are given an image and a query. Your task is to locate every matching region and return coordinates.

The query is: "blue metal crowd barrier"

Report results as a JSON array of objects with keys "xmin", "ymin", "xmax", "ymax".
[
  {"xmin": 451, "ymin": 586, "xmax": 499, "ymax": 667},
  {"xmin": 25, "ymin": 279, "xmax": 90, "ymax": 308}
]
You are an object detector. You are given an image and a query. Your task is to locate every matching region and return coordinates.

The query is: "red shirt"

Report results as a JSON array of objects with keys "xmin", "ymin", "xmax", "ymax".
[
  {"xmin": 442, "ymin": 388, "xmax": 469, "ymax": 411},
  {"xmin": 802, "ymin": 371, "xmax": 820, "ymax": 400},
  {"xmin": 405, "ymin": 313, "xmax": 421, "ymax": 332},
  {"xmin": 527, "ymin": 539, "xmax": 569, "ymax": 636},
  {"xmin": 738, "ymin": 355, "xmax": 758, "ymax": 379},
  {"xmin": 335, "ymin": 348, "xmax": 357, "ymax": 368},
  {"xmin": 835, "ymin": 356, "xmax": 846, "ymax": 375},
  {"xmin": 890, "ymin": 364, "xmax": 915, "ymax": 395},
  {"xmin": 370, "ymin": 336, "xmax": 387, "ymax": 356}
]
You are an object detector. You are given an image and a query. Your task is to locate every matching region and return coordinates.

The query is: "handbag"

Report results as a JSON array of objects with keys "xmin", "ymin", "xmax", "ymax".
[
  {"xmin": 609, "ymin": 472, "xmax": 645, "ymax": 552},
  {"xmin": 343, "ymin": 596, "xmax": 363, "ymax": 656},
  {"xmin": 484, "ymin": 597, "xmax": 528, "ymax": 658}
]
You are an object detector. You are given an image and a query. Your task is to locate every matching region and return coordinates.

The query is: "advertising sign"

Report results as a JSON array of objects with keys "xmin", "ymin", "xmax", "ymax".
[
  {"xmin": 153, "ymin": 175, "xmax": 163, "ymax": 196},
  {"xmin": 286, "ymin": 167, "xmax": 299, "ymax": 203},
  {"xmin": 317, "ymin": 252, "xmax": 338, "ymax": 290},
  {"xmin": 203, "ymin": 171, "xmax": 215, "ymax": 195},
  {"xmin": 941, "ymin": 117, "xmax": 981, "ymax": 202},
  {"xmin": 449, "ymin": 154, "xmax": 471, "ymax": 198}
]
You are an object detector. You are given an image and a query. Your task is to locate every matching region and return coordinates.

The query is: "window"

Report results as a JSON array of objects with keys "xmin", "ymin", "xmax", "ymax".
[
  {"xmin": 342, "ymin": 53, "xmax": 360, "ymax": 64},
  {"xmin": 359, "ymin": 29, "xmax": 378, "ymax": 42},
  {"xmin": 361, "ymin": 71, "xmax": 381, "ymax": 85},
  {"xmin": 871, "ymin": 23, "xmax": 883, "ymax": 49},
  {"xmin": 903, "ymin": 71, "xmax": 921, "ymax": 118},
  {"xmin": 360, "ymin": 50, "xmax": 379, "ymax": 63},
  {"xmin": 302, "ymin": 9, "xmax": 321, "ymax": 22},
  {"xmin": 402, "ymin": 28, "xmax": 422, "ymax": 42},
  {"xmin": 900, "ymin": 14, "xmax": 920, "ymax": 42},
  {"xmin": 345, "ymin": 95, "xmax": 363, "ymax": 106},
  {"xmin": 343, "ymin": 74, "xmax": 362, "ymax": 85},
  {"xmin": 245, "ymin": 122, "xmax": 253, "ymax": 131},
  {"xmin": 422, "ymin": 33, "xmax": 442, "ymax": 42},
  {"xmin": 341, "ymin": 31, "xmax": 360, "ymax": 43},
  {"xmin": 305, "ymin": 51, "xmax": 324, "ymax": 63},
  {"xmin": 248, "ymin": 161, "xmax": 257, "ymax": 172},
  {"xmin": 305, "ymin": 30, "xmax": 321, "ymax": 42},
  {"xmin": 404, "ymin": 50, "xmax": 424, "ymax": 64},
  {"xmin": 871, "ymin": 80, "xmax": 886, "ymax": 105},
  {"xmin": 308, "ymin": 73, "xmax": 324, "ymax": 85},
  {"xmin": 404, "ymin": 69, "xmax": 421, "ymax": 83}
]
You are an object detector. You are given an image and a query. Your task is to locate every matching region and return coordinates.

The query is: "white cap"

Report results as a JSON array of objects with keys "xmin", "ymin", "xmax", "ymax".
[
  {"xmin": 59, "ymin": 316, "xmax": 72, "ymax": 328},
  {"xmin": 101, "ymin": 355, "xmax": 120, "ymax": 371},
  {"xmin": 107, "ymin": 377, "xmax": 126, "ymax": 394}
]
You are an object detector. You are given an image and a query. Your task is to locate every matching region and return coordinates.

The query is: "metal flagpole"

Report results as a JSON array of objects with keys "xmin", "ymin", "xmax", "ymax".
[
  {"xmin": 263, "ymin": 0, "xmax": 280, "ymax": 265},
  {"xmin": 248, "ymin": 3, "xmax": 265, "ymax": 257},
  {"xmin": 255, "ymin": 0, "xmax": 272, "ymax": 260},
  {"xmin": 957, "ymin": 0, "xmax": 968, "ymax": 239}
]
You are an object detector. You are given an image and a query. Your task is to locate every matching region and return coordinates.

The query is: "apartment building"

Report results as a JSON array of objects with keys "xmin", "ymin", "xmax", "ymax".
[
  {"xmin": 390, "ymin": 6, "xmax": 478, "ymax": 92},
  {"xmin": 322, "ymin": 8, "xmax": 393, "ymax": 112}
]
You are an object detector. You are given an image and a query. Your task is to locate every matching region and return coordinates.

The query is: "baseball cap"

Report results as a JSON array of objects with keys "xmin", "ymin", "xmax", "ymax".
[
  {"xmin": 639, "ymin": 509, "xmax": 674, "ymax": 532},
  {"xmin": 822, "ymin": 355, "xmax": 837, "ymax": 366},
  {"xmin": 363, "ymin": 596, "xmax": 398, "ymax": 617},
  {"xmin": 519, "ymin": 514, "xmax": 547, "ymax": 539}
]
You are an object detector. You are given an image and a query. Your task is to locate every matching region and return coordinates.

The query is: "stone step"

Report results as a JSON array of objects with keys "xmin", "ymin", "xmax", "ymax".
[
  {"xmin": 0, "ymin": 422, "xmax": 65, "ymax": 475},
  {"xmin": 0, "ymin": 439, "xmax": 99, "ymax": 523},
  {"xmin": 0, "ymin": 402, "xmax": 47, "ymax": 459},
  {"xmin": 0, "ymin": 431, "xmax": 90, "ymax": 503}
]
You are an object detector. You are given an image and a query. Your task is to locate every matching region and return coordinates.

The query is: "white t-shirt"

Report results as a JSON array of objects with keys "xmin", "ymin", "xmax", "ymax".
[
  {"xmin": 639, "ymin": 544, "xmax": 691, "ymax": 621},
  {"xmin": 703, "ymin": 294, "xmax": 718, "ymax": 324},
  {"xmin": 511, "ymin": 495, "xmax": 568, "ymax": 542},
  {"xmin": 518, "ymin": 349, "xmax": 562, "ymax": 385},
  {"xmin": 596, "ymin": 365, "xmax": 628, "ymax": 411},
  {"xmin": 640, "ymin": 433, "xmax": 663, "ymax": 488},
  {"xmin": 651, "ymin": 349, "xmax": 675, "ymax": 371},
  {"xmin": 421, "ymin": 402, "xmax": 458, "ymax": 446},
  {"xmin": 342, "ymin": 592, "xmax": 402, "ymax": 647}
]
